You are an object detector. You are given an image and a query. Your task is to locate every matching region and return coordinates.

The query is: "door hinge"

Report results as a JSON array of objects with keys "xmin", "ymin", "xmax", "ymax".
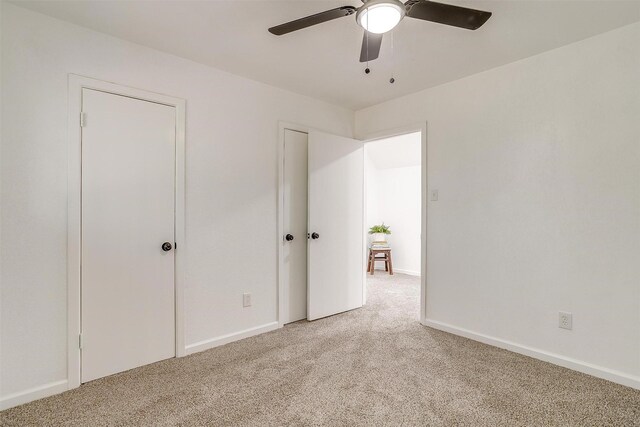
[
  {"xmin": 79, "ymin": 333, "xmax": 83, "ymax": 349},
  {"xmin": 80, "ymin": 112, "xmax": 87, "ymax": 127}
]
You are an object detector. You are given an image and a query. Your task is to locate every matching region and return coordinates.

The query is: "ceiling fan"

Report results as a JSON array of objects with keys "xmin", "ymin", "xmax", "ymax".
[{"xmin": 268, "ymin": 0, "xmax": 492, "ymax": 63}]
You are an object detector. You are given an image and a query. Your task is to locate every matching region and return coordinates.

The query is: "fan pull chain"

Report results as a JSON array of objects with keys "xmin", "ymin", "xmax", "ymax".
[
  {"xmin": 365, "ymin": 14, "xmax": 370, "ymax": 74},
  {"xmin": 389, "ymin": 30, "xmax": 395, "ymax": 84},
  {"xmin": 366, "ymin": 33, "xmax": 370, "ymax": 73}
]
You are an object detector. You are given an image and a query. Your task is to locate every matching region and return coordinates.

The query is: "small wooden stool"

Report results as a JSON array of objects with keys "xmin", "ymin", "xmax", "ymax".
[{"xmin": 367, "ymin": 248, "xmax": 393, "ymax": 275}]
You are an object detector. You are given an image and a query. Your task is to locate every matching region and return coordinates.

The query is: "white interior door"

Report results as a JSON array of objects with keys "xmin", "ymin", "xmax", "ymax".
[
  {"xmin": 81, "ymin": 89, "xmax": 176, "ymax": 383},
  {"xmin": 283, "ymin": 129, "xmax": 308, "ymax": 323},
  {"xmin": 307, "ymin": 130, "xmax": 364, "ymax": 320}
]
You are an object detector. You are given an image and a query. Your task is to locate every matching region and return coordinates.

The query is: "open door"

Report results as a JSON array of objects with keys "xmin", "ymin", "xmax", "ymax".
[{"xmin": 307, "ymin": 130, "xmax": 364, "ymax": 320}]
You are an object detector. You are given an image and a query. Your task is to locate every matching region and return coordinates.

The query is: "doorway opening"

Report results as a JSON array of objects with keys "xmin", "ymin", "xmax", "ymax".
[
  {"xmin": 364, "ymin": 131, "xmax": 423, "ymax": 320},
  {"xmin": 277, "ymin": 123, "xmax": 426, "ymax": 327}
]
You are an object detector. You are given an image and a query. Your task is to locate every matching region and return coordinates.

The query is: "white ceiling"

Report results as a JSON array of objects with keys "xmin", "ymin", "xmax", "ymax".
[
  {"xmin": 11, "ymin": 0, "xmax": 640, "ymax": 110},
  {"xmin": 367, "ymin": 132, "xmax": 422, "ymax": 169}
]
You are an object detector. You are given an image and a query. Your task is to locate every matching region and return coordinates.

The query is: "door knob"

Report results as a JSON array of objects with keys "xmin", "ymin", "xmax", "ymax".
[
  {"xmin": 311, "ymin": 232, "xmax": 320, "ymax": 240},
  {"xmin": 162, "ymin": 242, "xmax": 173, "ymax": 252},
  {"xmin": 285, "ymin": 234, "xmax": 294, "ymax": 241}
]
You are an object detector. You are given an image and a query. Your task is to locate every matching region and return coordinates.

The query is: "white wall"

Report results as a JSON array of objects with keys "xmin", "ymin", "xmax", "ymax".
[
  {"xmin": 356, "ymin": 22, "xmax": 640, "ymax": 387},
  {"xmin": 373, "ymin": 166, "xmax": 421, "ymax": 275},
  {"xmin": 365, "ymin": 134, "xmax": 421, "ymax": 275},
  {"xmin": 365, "ymin": 152, "xmax": 380, "ymax": 238},
  {"xmin": 0, "ymin": 3, "xmax": 354, "ymax": 404}
]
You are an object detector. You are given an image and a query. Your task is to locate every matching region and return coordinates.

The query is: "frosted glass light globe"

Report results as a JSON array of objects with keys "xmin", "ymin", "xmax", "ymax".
[{"xmin": 357, "ymin": 0, "xmax": 405, "ymax": 34}]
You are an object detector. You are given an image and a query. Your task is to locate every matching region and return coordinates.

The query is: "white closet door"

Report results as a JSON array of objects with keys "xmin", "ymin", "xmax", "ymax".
[
  {"xmin": 283, "ymin": 129, "xmax": 308, "ymax": 323},
  {"xmin": 307, "ymin": 130, "xmax": 364, "ymax": 320},
  {"xmin": 81, "ymin": 89, "xmax": 176, "ymax": 383}
]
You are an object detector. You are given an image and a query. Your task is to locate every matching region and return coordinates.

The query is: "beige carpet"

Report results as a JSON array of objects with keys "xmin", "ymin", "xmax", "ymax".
[{"xmin": 2, "ymin": 273, "xmax": 639, "ymax": 426}]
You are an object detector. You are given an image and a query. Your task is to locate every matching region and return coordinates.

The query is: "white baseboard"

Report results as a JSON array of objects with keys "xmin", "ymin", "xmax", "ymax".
[
  {"xmin": 185, "ymin": 321, "xmax": 280, "ymax": 355},
  {"xmin": 393, "ymin": 268, "xmax": 421, "ymax": 276},
  {"xmin": 1, "ymin": 323, "xmax": 281, "ymax": 411},
  {"xmin": 370, "ymin": 267, "xmax": 420, "ymax": 276},
  {"xmin": 422, "ymin": 319, "xmax": 640, "ymax": 390},
  {"xmin": 0, "ymin": 379, "xmax": 69, "ymax": 411}
]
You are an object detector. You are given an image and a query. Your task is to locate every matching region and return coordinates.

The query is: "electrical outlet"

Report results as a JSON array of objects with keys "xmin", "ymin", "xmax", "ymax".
[
  {"xmin": 430, "ymin": 189, "xmax": 439, "ymax": 201},
  {"xmin": 559, "ymin": 311, "xmax": 572, "ymax": 330},
  {"xmin": 243, "ymin": 293, "xmax": 252, "ymax": 308}
]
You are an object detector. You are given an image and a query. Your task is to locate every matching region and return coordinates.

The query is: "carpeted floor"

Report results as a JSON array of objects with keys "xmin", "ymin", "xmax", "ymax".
[{"xmin": 2, "ymin": 273, "xmax": 639, "ymax": 426}]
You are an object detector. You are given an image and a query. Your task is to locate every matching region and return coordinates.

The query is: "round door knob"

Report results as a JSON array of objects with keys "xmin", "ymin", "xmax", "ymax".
[
  {"xmin": 311, "ymin": 232, "xmax": 320, "ymax": 240},
  {"xmin": 162, "ymin": 242, "xmax": 173, "ymax": 252},
  {"xmin": 285, "ymin": 234, "xmax": 294, "ymax": 241}
]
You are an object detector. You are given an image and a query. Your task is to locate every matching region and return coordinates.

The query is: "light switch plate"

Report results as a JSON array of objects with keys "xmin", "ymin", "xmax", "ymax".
[
  {"xmin": 430, "ymin": 190, "xmax": 439, "ymax": 201},
  {"xmin": 243, "ymin": 293, "xmax": 252, "ymax": 307}
]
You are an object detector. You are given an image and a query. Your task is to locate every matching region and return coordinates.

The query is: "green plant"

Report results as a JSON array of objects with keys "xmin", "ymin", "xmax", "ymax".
[{"xmin": 368, "ymin": 223, "xmax": 391, "ymax": 235}]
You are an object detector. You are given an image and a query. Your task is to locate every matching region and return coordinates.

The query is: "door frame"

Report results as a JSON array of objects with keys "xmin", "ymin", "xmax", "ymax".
[
  {"xmin": 277, "ymin": 121, "xmax": 311, "ymax": 327},
  {"xmin": 360, "ymin": 122, "xmax": 428, "ymax": 324},
  {"xmin": 277, "ymin": 122, "xmax": 425, "ymax": 325},
  {"xmin": 67, "ymin": 75, "xmax": 187, "ymax": 389}
]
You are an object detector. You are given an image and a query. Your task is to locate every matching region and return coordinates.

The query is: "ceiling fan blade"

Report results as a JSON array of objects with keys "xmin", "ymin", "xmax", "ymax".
[
  {"xmin": 406, "ymin": 0, "xmax": 491, "ymax": 30},
  {"xmin": 360, "ymin": 31, "xmax": 383, "ymax": 62},
  {"xmin": 268, "ymin": 6, "xmax": 357, "ymax": 35}
]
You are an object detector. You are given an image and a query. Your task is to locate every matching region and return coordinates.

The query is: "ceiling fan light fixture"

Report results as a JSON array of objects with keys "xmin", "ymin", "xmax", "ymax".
[{"xmin": 356, "ymin": 0, "xmax": 405, "ymax": 34}]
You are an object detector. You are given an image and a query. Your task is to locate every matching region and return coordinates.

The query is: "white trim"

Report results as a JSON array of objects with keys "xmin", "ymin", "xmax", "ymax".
[
  {"xmin": 359, "ymin": 122, "xmax": 428, "ymax": 324},
  {"xmin": 67, "ymin": 75, "xmax": 187, "ymax": 391},
  {"xmin": 0, "ymin": 380, "xmax": 69, "ymax": 411},
  {"xmin": 423, "ymin": 319, "xmax": 640, "ymax": 390},
  {"xmin": 185, "ymin": 322, "xmax": 280, "ymax": 355},
  {"xmin": 391, "ymin": 269, "xmax": 421, "ymax": 277},
  {"xmin": 368, "ymin": 267, "xmax": 420, "ymax": 276},
  {"xmin": 362, "ymin": 145, "xmax": 369, "ymax": 305}
]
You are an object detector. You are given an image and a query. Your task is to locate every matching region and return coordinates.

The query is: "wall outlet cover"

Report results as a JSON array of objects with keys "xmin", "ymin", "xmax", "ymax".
[{"xmin": 559, "ymin": 311, "xmax": 572, "ymax": 330}]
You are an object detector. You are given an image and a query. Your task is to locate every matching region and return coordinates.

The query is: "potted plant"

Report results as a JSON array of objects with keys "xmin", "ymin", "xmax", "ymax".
[{"xmin": 368, "ymin": 223, "xmax": 391, "ymax": 243}]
